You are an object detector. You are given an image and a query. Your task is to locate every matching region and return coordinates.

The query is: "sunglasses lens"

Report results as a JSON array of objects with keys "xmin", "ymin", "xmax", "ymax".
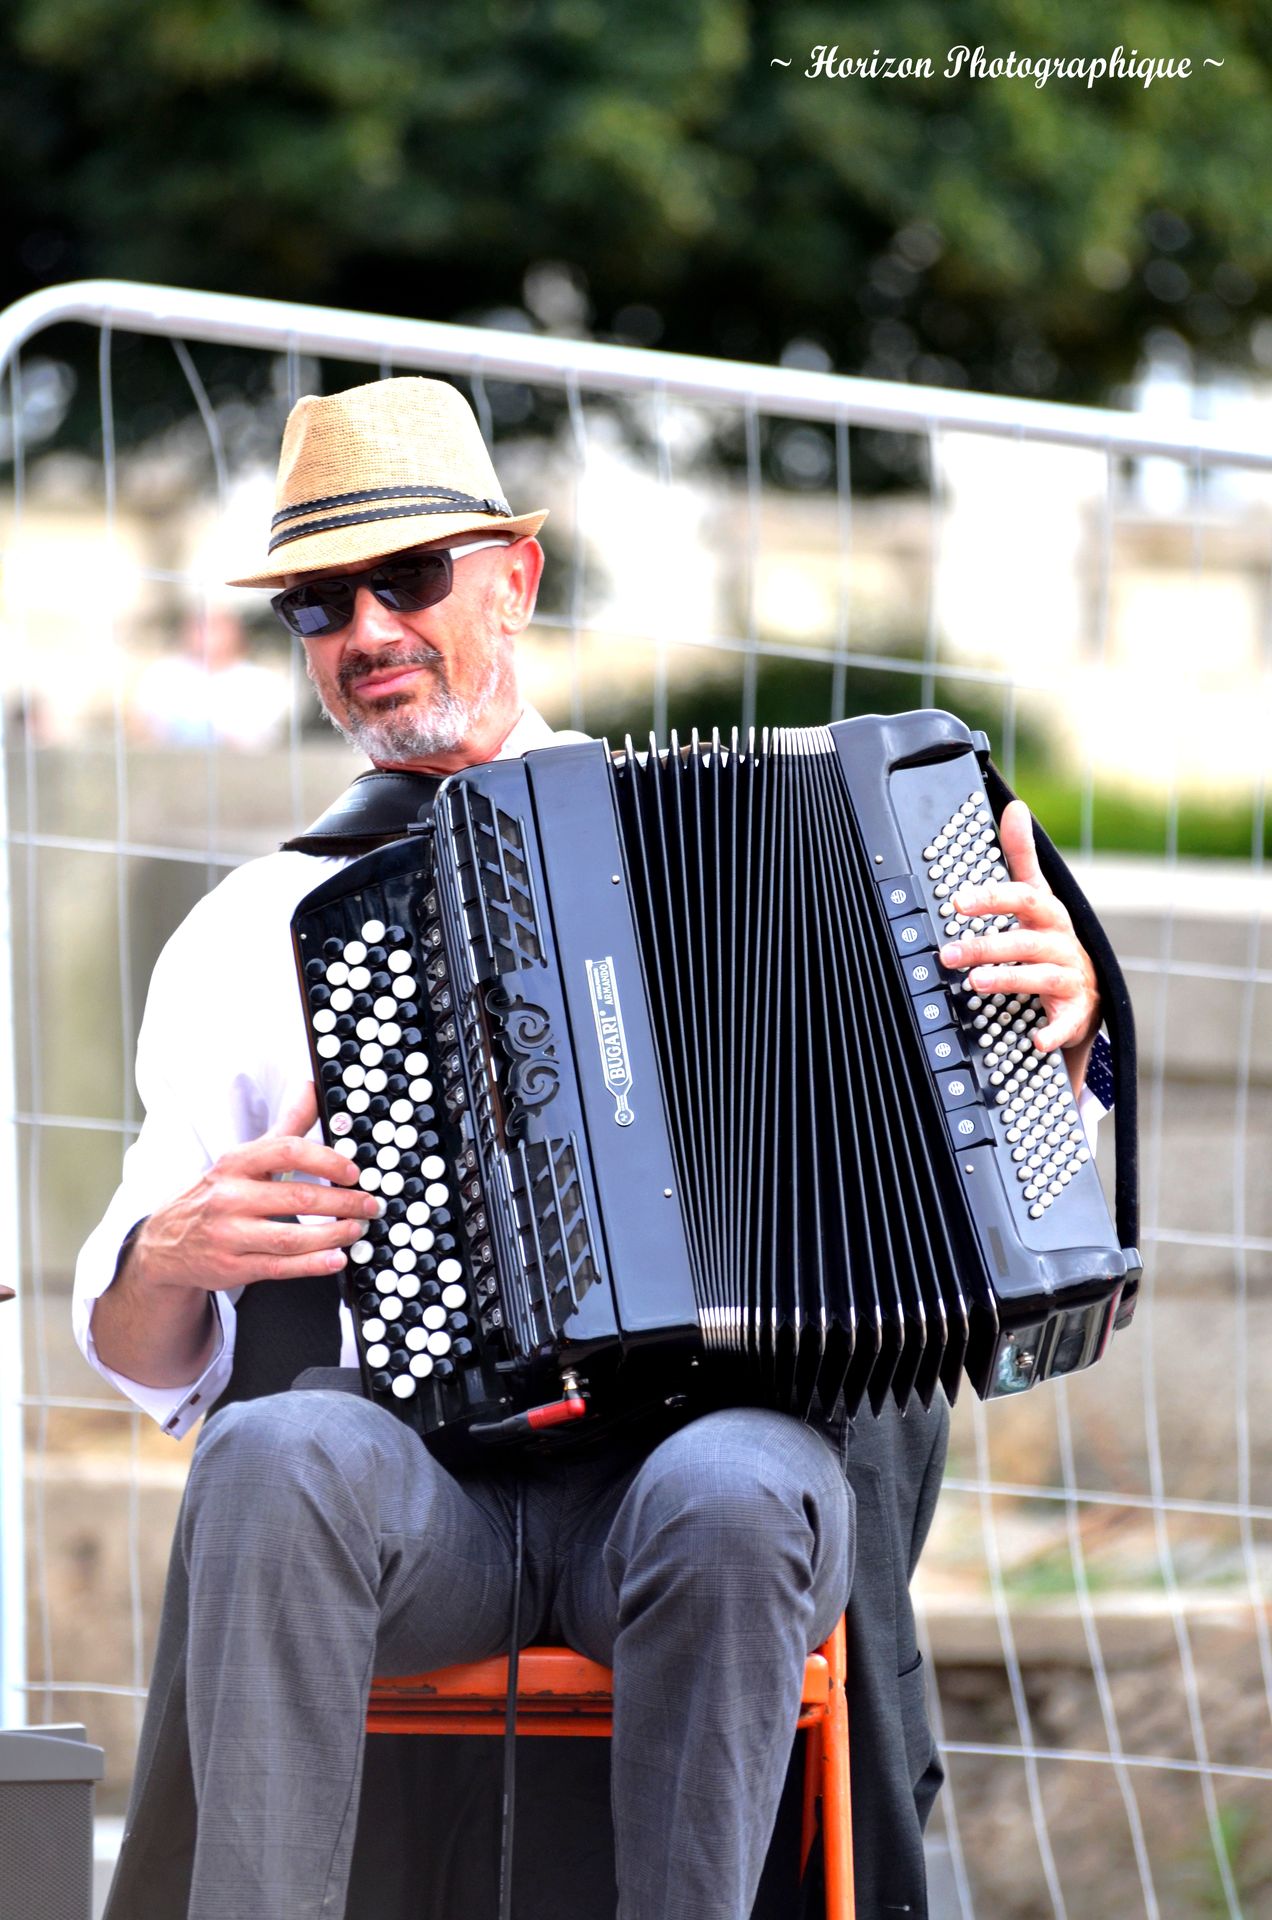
[
  {"xmin": 371, "ymin": 554, "xmax": 452, "ymax": 612},
  {"xmin": 273, "ymin": 583, "xmax": 355, "ymax": 637}
]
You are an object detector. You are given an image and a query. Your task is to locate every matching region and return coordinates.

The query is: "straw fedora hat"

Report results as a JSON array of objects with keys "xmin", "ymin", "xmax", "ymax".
[{"xmin": 227, "ymin": 376, "xmax": 548, "ymax": 588}]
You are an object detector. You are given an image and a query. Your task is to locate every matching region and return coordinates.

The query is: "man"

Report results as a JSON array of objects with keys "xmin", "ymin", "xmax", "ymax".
[{"xmin": 75, "ymin": 377, "xmax": 1106, "ymax": 1920}]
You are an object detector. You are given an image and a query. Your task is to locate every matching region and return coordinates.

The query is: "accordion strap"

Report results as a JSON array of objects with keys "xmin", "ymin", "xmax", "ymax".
[
  {"xmin": 982, "ymin": 763, "xmax": 1140, "ymax": 1270},
  {"xmin": 280, "ymin": 768, "xmax": 443, "ymax": 857}
]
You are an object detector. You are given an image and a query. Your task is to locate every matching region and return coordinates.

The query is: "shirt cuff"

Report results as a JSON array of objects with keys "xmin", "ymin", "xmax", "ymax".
[{"xmin": 83, "ymin": 1286, "xmax": 238, "ymax": 1439}]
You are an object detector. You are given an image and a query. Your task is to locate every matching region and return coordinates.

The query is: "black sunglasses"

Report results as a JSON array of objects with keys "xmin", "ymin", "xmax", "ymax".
[{"xmin": 270, "ymin": 539, "xmax": 511, "ymax": 638}]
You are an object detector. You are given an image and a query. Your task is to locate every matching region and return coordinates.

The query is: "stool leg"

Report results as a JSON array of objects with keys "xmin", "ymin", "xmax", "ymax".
[
  {"xmin": 821, "ymin": 1626, "xmax": 855, "ymax": 1920},
  {"xmin": 800, "ymin": 1724, "xmax": 823, "ymax": 1875}
]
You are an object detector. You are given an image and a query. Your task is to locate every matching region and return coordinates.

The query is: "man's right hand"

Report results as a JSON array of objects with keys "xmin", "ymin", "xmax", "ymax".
[
  {"xmin": 129, "ymin": 1083, "xmax": 380, "ymax": 1294},
  {"xmin": 92, "ymin": 1083, "xmax": 379, "ymax": 1390}
]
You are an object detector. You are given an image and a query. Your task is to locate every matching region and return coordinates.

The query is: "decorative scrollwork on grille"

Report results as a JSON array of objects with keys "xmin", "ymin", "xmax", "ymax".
[{"xmin": 485, "ymin": 985, "xmax": 559, "ymax": 1135}]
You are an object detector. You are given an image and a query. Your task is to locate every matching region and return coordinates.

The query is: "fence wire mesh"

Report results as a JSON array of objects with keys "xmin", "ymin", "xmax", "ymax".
[{"xmin": 0, "ymin": 283, "xmax": 1269, "ymax": 1918}]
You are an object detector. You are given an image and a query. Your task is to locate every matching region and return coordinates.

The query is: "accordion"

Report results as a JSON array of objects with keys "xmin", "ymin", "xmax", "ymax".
[{"xmin": 292, "ymin": 710, "xmax": 1140, "ymax": 1460}]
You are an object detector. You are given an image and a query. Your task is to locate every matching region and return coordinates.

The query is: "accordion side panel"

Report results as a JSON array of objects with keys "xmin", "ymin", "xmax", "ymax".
[
  {"xmin": 517, "ymin": 745, "xmax": 701, "ymax": 1352},
  {"xmin": 829, "ymin": 709, "xmax": 1133, "ymax": 1398}
]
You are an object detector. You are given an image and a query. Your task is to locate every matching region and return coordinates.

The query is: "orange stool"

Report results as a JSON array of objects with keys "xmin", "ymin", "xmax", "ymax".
[{"xmin": 367, "ymin": 1615, "xmax": 854, "ymax": 1918}]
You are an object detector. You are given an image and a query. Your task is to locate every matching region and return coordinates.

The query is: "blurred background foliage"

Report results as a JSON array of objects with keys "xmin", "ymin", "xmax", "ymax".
[{"xmin": 2, "ymin": 0, "xmax": 1269, "ymax": 402}]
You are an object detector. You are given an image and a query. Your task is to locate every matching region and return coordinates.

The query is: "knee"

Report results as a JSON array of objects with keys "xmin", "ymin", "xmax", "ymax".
[
  {"xmin": 187, "ymin": 1390, "xmax": 393, "ymax": 1515},
  {"xmin": 620, "ymin": 1410, "xmax": 853, "ymax": 1577}
]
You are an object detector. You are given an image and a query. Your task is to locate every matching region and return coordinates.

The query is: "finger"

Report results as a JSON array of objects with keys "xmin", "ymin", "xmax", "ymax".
[
  {"xmin": 224, "ymin": 1132, "xmax": 364, "ymax": 1187},
  {"xmin": 997, "ymin": 800, "xmax": 1047, "ymax": 891},
  {"xmin": 948, "ymin": 879, "xmax": 1071, "ymax": 929},
  {"xmin": 237, "ymin": 1247, "xmax": 356, "ymax": 1284},
  {"xmin": 954, "ymin": 961, "xmax": 1083, "ymax": 1003},
  {"xmin": 231, "ymin": 1215, "xmax": 370, "ymax": 1259},
  {"xmin": 217, "ymin": 1176, "xmax": 383, "ymax": 1220},
  {"xmin": 1034, "ymin": 1008, "xmax": 1098, "ymax": 1053},
  {"xmin": 940, "ymin": 930, "xmax": 1076, "ymax": 971},
  {"xmin": 269, "ymin": 1081, "xmax": 319, "ymax": 1143}
]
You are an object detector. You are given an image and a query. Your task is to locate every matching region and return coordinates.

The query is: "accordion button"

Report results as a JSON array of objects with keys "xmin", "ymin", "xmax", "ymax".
[
  {"xmin": 389, "ymin": 950, "xmax": 413, "ymax": 974},
  {"xmin": 343, "ymin": 941, "xmax": 367, "ymax": 966},
  {"xmin": 380, "ymin": 1172, "xmax": 405, "ymax": 1196},
  {"xmin": 313, "ymin": 1010, "xmax": 337, "ymax": 1035},
  {"xmin": 326, "ymin": 961, "xmax": 349, "ymax": 987},
  {"xmin": 412, "ymin": 1228, "xmax": 435, "ymax": 1253},
  {"xmin": 409, "ymin": 1353, "xmax": 434, "ymax": 1378},
  {"xmin": 425, "ymin": 1182, "xmax": 449, "ymax": 1207},
  {"xmin": 380, "ymin": 1297, "xmax": 402, "ymax": 1321},
  {"xmin": 421, "ymin": 1155, "xmax": 446, "ymax": 1180},
  {"xmin": 409, "ymin": 1079, "xmax": 433, "ymax": 1103},
  {"xmin": 405, "ymin": 1051, "xmax": 429, "ymax": 1076},
  {"xmin": 406, "ymin": 1201, "xmax": 430, "ymax": 1226},
  {"xmin": 378, "ymin": 1147, "xmax": 401, "ymax": 1171},
  {"xmin": 405, "ymin": 1327, "xmax": 429, "ymax": 1352},
  {"xmin": 438, "ymin": 1258, "xmax": 463, "ymax": 1284},
  {"xmin": 393, "ymin": 1248, "xmax": 416, "ymax": 1273},
  {"xmin": 365, "ymin": 1342, "xmax": 390, "ymax": 1368},
  {"xmin": 422, "ymin": 1304, "xmax": 447, "ymax": 1331},
  {"xmin": 360, "ymin": 919, "xmax": 386, "ymax": 943},
  {"xmin": 442, "ymin": 1284, "xmax": 466, "ymax": 1310},
  {"xmin": 316, "ymin": 1036, "xmax": 340, "ymax": 1060},
  {"xmin": 394, "ymin": 976, "xmax": 417, "ymax": 999},
  {"xmin": 426, "ymin": 1331, "xmax": 452, "ymax": 1357},
  {"xmin": 397, "ymin": 1275, "xmax": 421, "ymax": 1299},
  {"xmin": 359, "ymin": 1168, "xmax": 382, "ymax": 1192},
  {"xmin": 391, "ymin": 1375, "xmax": 416, "ymax": 1399},
  {"xmin": 386, "ymin": 923, "xmax": 409, "ymax": 946},
  {"xmin": 371, "ymin": 1371, "xmax": 393, "ymax": 1393}
]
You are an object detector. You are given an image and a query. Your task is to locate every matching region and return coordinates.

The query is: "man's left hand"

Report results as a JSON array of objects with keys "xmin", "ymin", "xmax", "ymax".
[{"xmin": 937, "ymin": 800, "xmax": 1100, "ymax": 1095}]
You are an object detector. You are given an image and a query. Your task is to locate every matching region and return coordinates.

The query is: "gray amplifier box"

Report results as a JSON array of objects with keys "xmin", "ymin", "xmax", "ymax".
[{"xmin": 0, "ymin": 1725, "xmax": 104, "ymax": 1920}]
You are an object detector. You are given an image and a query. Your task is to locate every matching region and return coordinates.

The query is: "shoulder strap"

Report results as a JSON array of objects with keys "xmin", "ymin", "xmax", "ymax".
[
  {"xmin": 281, "ymin": 768, "xmax": 443, "ymax": 858},
  {"xmin": 982, "ymin": 762, "xmax": 1140, "ymax": 1297}
]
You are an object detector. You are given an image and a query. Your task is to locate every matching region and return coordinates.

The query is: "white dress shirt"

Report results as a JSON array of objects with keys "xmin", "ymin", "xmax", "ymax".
[{"xmin": 74, "ymin": 707, "xmax": 1108, "ymax": 1437}]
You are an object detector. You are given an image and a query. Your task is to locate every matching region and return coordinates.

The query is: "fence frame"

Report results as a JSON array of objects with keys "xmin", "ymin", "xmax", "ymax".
[{"xmin": 1, "ymin": 281, "xmax": 1269, "ymax": 1914}]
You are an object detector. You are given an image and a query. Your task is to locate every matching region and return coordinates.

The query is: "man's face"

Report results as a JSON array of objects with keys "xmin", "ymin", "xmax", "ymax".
[{"xmin": 291, "ymin": 537, "xmax": 538, "ymax": 764}]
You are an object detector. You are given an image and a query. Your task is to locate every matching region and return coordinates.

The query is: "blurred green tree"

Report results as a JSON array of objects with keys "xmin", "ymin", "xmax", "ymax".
[{"xmin": 1, "ymin": 0, "xmax": 1269, "ymax": 397}]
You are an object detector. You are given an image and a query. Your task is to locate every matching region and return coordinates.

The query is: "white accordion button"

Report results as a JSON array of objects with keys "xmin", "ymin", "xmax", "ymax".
[
  {"xmin": 424, "ymin": 1182, "xmax": 448, "ymax": 1207},
  {"xmin": 380, "ymin": 1296, "xmax": 402, "ymax": 1319},
  {"xmin": 390, "ymin": 1099, "xmax": 414, "ymax": 1123},
  {"xmin": 348, "ymin": 966, "xmax": 371, "ymax": 991},
  {"xmin": 377, "ymin": 1146, "xmax": 401, "ymax": 1171},
  {"xmin": 411, "ymin": 1227, "xmax": 434, "ymax": 1253},
  {"xmin": 408, "ymin": 1353, "xmax": 434, "ymax": 1378},
  {"xmin": 426, "ymin": 1330, "xmax": 452, "ymax": 1357},
  {"xmin": 406, "ymin": 1201, "xmax": 430, "ymax": 1226},
  {"xmin": 361, "ymin": 918, "xmax": 386, "ymax": 943},
  {"xmin": 364, "ymin": 1068, "xmax": 388, "ymax": 1093},
  {"xmin": 361, "ymin": 1043, "xmax": 384, "ymax": 1069},
  {"xmin": 342, "ymin": 1064, "xmax": 365, "ymax": 1089},
  {"xmin": 388, "ymin": 1222, "xmax": 411, "ymax": 1246},
  {"xmin": 373, "ymin": 1119, "xmax": 395, "ymax": 1145},
  {"xmin": 358, "ymin": 1168, "xmax": 382, "ymax": 1192},
  {"xmin": 408, "ymin": 1078, "xmax": 432, "ymax": 1102},
  {"xmin": 326, "ymin": 961, "xmax": 349, "ymax": 987},
  {"xmin": 437, "ymin": 1258, "xmax": 463, "ymax": 1284},
  {"xmin": 422, "ymin": 1304, "xmax": 447, "ymax": 1330},
  {"xmin": 395, "ymin": 1125, "xmax": 417, "ymax": 1149},
  {"xmin": 316, "ymin": 1036, "xmax": 340, "ymax": 1059},
  {"xmin": 313, "ymin": 1010, "xmax": 337, "ymax": 1034},
  {"xmin": 388, "ymin": 950, "xmax": 413, "ymax": 973},
  {"xmin": 349, "ymin": 1241, "xmax": 374, "ymax": 1265},
  {"xmin": 334, "ymin": 1138, "xmax": 358, "ymax": 1160},
  {"xmin": 330, "ymin": 987, "xmax": 353, "ymax": 1013},
  {"xmin": 392, "ymin": 976, "xmax": 416, "ymax": 998},
  {"xmin": 374, "ymin": 996, "xmax": 397, "ymax": 1021},
  {"xmin": 343, "ymin": 940, "xmax": 367, "ymax": 965},
  {"xmin": 404, "ymin": 1327, "xmax": 429, "ymax": 1351},
  {"xmin": 421, "ymin": 1155, "xmax": 446, "ymax": 1180},
  {"xmin": 392, "ymin": 1248, "xmax": 416, "ymax": 1273},
  {"xmin": 391, "ymin": 1375, "xmax": 416, "ymax": 1399},
  {"xmin": 330, "ymin": 1112, "xmax": 353, "ymax": 1137},
  {"xmin": 380, "ymin": 1171, "xmax": 405, "ymax": 1196},
  {"xmin": 347, "ymin": 1088, "xmax": 370, "ymax": 1114},
  {"xmin": 441, "ymin": 1283, "xmax": 466, "ymax": 1310},
  {"xmin": 362, "ymin": 1318, "xmax": 386, "ymax": 1342},
  {"xmin": 397, "ymin": 1274, "xmax": 421, "ymax": 1299},
  {"xmin": 365, "ymin": 1342, "xmax": 390, "ymax": 1368},
  {"xmin": 380, "ymin": 1021, "xmax": 402, "ymax": 1047},
  {"xmin": 404, "ymin": 1052, "xmax": 429, "ymax": 1076}
]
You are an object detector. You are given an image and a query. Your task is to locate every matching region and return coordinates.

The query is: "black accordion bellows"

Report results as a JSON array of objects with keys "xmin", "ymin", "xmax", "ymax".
[
  {"xmin": 293, "ymin": 711, "xmax": 1140, "ymax": 1461},
  {"xmin": 612, "ymin": 730, "xmax": 980, "ymax": 1419}
]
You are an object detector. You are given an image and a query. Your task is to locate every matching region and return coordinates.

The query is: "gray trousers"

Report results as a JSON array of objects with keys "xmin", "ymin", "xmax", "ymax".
[{"xmin": 180, "ymin": 1391, "xmax": 853, "ymax": 1920}]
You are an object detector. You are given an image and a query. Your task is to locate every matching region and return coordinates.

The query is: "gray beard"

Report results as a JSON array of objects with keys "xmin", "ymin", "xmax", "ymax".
[{"xmin": 318, "ymin": 652, "xmax": 504, "ymax": 763}]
